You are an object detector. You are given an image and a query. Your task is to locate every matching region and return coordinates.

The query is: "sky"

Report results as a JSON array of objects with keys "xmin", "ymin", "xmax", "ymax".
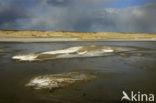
[{"xmin": 0, "ymin": 0, "xmax": 156, "ymax": 33}]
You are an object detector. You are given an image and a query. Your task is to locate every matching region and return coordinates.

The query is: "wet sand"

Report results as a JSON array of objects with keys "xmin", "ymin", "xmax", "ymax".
[{"xmin": 0, "ymin": 41, "xmax": 156, "ymax": 103}]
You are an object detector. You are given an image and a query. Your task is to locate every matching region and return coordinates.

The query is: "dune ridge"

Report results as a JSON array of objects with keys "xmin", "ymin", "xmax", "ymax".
[{"xmin": 0, "ymin": 30, "xmax": 156, "ymax": 41}]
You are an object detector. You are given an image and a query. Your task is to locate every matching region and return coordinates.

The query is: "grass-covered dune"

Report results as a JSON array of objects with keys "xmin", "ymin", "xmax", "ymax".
[{"xmin": 0, "ymin": 30, "xmax": 156, "ymax": 41}]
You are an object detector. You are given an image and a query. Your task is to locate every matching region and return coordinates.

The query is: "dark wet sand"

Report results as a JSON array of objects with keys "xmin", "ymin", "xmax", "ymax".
[{"xmin": 0, "ymin": 41, "xmax": 156, "ymax": 103}]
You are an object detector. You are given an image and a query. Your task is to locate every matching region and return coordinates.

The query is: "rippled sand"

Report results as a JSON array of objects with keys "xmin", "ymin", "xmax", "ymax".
[
  {"xmin": 26, "ymin": 72, "xmax": 96, "ymax": 90},
  {"xmin": 12, "ymin": 45, "xmax": 137, "ymax": 61}
]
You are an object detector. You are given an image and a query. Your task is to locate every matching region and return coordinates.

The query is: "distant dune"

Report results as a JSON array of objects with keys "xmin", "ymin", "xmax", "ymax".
[{"xmin": 0, "ymin": 30, "xmax": 156, "ymax": 41}]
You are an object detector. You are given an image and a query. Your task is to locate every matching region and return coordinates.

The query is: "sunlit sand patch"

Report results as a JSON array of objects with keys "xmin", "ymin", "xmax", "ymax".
[
  {"xmin": 0, "ymin": 49, "xmax": 18, "ymax": 53},
  {"xmin": 0, "ymin": 46, "xmax": 11, "ymax": 53},
  {"xmin": 12, "ymin": 45, "xmax": 137, "ymax": 61},
  {"xmin": 119, "ymin": 52, "xmax": 144, "ymax": 58},
  {"xmin": 0, "ymin": 49, "xmax": 5, "ymax": 53},
  {"xmin": 26, "ymin": 72, "xmax": 96, "ymax": 90}
]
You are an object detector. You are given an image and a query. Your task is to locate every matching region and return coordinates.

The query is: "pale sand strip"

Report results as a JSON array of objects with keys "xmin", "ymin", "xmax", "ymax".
[
  {"xmin": 0, "ymin": 38, "xmax": 156, "ymax": 42},
  {"xmin": 0, "ymin": 38, "xmax": 78, "ymax": 42}
]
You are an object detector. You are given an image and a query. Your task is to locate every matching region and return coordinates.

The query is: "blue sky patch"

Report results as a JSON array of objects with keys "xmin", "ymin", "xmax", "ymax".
[{"xmin": 107, "ymin": 0, "xmax": 155, "ymax": 8}]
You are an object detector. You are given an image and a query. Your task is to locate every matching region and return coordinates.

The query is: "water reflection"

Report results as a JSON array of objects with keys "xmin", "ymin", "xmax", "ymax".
[{"xmin": 0, "ymin": 41, "xmax": 156, "ymax": 103}]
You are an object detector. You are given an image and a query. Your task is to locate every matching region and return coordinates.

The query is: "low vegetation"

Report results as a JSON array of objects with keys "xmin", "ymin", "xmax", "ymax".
[{"xmin": 0, "ymin": 30, "xmax": 156, "ymax": 41}]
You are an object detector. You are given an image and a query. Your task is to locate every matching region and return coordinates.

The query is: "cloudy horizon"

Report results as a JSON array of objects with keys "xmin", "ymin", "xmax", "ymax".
[{"xmin": 0, "ymin": 0, "xmax": 156, "ymax": 33}]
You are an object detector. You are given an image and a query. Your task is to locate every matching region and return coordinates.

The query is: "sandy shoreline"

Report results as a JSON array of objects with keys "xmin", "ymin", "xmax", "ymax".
[
  {"xmin": 0, "ymin": 38, "xmax": 79, "ymax": 42},
  {"xmin": 0, "ymin": 38, "xmax": 156, "ymax": 42},
  {"xmin": 0, "ymin": 30, "xmax": 156, "ymax": 42}
]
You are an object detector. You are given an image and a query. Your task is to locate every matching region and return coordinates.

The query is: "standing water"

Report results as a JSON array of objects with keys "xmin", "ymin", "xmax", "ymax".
[{"xmin": 0, "ymin": 41, "xmax": 156, "ymax": 103}]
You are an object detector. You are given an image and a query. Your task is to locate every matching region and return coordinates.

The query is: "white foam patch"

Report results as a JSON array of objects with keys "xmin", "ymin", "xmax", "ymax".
[
  {"xmin": 102, "ymin": 49, "xmax": 114, "ymax": 52},
  {"xmin": 12, "ymin": 45, "xmax": 137, "ymax": 61},
  {"xmin": 41, "ymin": 46, "xmax": 82, "ymax": 54},
  {"xmin": 12, "ymin": 55, "xmax": 37, "ymax": 61},
  {"xmin": 26, "ymin": 72, "xmax": 96, "ymax": 90}
]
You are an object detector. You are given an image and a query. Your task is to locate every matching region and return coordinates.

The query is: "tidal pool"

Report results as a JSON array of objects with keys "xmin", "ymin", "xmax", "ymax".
[{"xmin": 0, "ymin": 41, "xmax": 156, "ymax": 103}]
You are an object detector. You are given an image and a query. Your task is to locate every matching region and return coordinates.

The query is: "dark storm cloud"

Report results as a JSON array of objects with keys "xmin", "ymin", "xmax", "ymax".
[
  {"xmin": 0, "ymin": 0, "xmax": 156, "ymax": 33},
  {"xmin": 0, "ymin": 0, "xmax": 32, "ymax": 29},
  {"xmin": 13, "ymin": 0, "xmax": 112, "ymax": 31},
  {"xmin": 93, "ymin": 3, "xmax": 156, "ymax": 33},
  {"xmin": 47, "ymin": 0, "xmax": 71, "ymax": 6}
]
